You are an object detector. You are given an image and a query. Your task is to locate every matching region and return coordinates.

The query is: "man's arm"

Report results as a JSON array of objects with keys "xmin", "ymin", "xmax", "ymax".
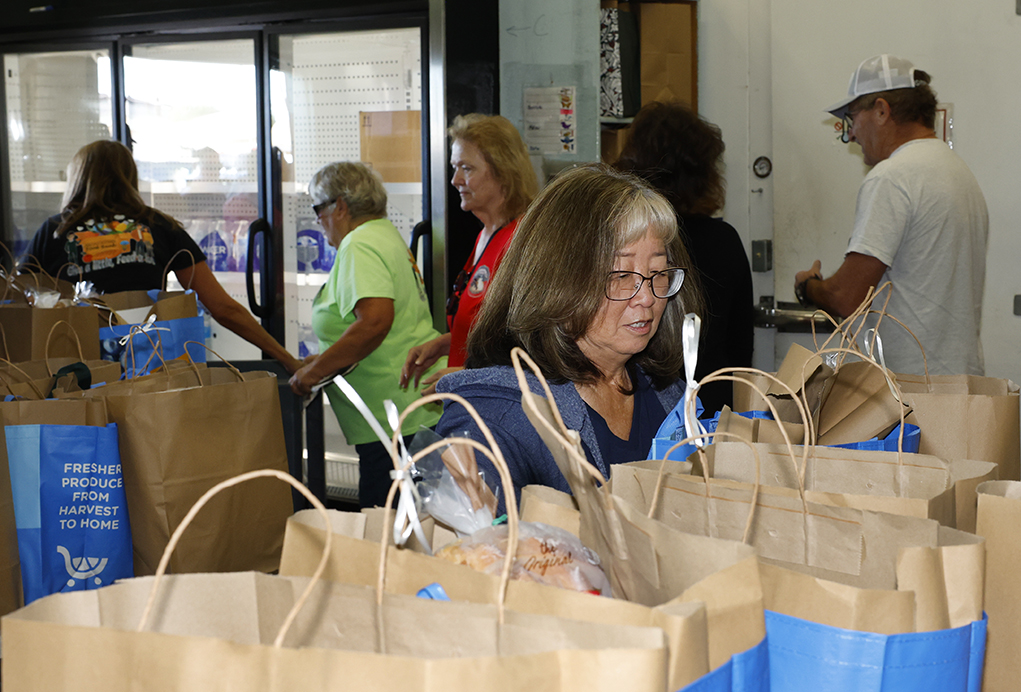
[{"xmin": 794, "ymin": 252, "xmax": 888, "ymax": 319}]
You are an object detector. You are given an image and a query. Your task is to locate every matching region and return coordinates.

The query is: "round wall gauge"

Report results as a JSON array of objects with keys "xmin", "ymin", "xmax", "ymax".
[{"xmin": 753, "ymin": 156, "xmax": 772, "ymax": 178}]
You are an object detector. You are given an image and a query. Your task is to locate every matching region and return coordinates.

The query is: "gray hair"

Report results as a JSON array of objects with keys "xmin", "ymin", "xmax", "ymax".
[{"xmin": 308, "ymin": 162, "xmax": 388, "ymax": 218}]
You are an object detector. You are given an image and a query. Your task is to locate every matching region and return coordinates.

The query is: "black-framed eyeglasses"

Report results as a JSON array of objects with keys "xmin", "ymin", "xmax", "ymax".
[
  {"xmin": 840, "ymin": 113, "xmax": 853, "ymax": 143},
  {"xmin": 604, "ymin": 267, "xmax": 686, "ymax": 301},
  {"xmin": 312, "ymin": 198, "xmax": 337, "ymax": 218},
  {"xmin": 840, "ymin": 108, "xmax": 865, "ymax": 144}
]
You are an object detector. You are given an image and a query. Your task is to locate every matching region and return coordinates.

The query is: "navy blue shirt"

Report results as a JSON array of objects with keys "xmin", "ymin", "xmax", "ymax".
[{"xmin": 584, "ymin": 368, "xmax": 667, "ymax": 465}]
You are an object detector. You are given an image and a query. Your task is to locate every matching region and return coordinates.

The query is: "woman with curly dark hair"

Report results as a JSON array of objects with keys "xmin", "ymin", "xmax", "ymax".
[{"xmin": 615, "ymin": 101, "xmax": 754, "ymax": 414}]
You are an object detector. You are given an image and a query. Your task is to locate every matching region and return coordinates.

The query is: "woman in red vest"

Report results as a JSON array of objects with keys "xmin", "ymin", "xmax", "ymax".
[{"xmin": 400, "ymin": 114, "xmax": 537, "ymax": 394}]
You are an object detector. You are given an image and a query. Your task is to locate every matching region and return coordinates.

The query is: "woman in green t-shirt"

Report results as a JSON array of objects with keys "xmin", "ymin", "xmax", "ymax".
[{"xmin": 289, "ymin": 162, "xmax": 445, "ymax": 508}]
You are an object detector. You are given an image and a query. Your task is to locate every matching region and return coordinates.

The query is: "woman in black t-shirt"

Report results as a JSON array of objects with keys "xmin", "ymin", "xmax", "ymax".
[
  {"xmin": 25, "ymin": 139, "xmax": 300, "ymax": 373},
  {"xmin": 615, "ymin": 102, "xmax": 755, "ymax": 415}
]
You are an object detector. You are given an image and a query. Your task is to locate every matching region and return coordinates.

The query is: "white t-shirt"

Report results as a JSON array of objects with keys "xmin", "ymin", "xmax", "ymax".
[{"xmin": 847, "ymin": 138, "xmax": 988, "ymax": 376}]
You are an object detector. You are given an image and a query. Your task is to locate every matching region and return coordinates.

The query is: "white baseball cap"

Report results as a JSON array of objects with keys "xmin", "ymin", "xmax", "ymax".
[{"xmin": 825, "ymin": 54, "xmax": 920, "ymax": 118}]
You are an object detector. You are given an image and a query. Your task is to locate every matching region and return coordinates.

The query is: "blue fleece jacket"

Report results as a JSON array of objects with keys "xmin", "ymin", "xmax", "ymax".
[{"xmin": 435, "ymin": 365, "xmax": 684, "ymax": 511}]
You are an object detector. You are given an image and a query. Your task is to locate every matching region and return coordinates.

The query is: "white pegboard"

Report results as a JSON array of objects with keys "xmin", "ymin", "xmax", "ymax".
[
  {"xmin": 279, "ymin": 28, "xmax": 425, "ymax": 356},
  {"xmin": 285, "ymin": 29, "xmax": 422, "ymax": 182},
  {"xmin": 4, "ymin": 51, "xmax": 111, "ymax": 184}
]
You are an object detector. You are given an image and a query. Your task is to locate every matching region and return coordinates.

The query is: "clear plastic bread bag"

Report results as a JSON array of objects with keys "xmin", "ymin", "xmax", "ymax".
[{"xmin": 410, "ymin": 429, "xmax": 611, "ymax": 596}]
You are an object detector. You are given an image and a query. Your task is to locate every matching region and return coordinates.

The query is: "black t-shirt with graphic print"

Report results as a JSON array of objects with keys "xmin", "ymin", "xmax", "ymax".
[{"xmin": 26, "ymin": 212, "xmax": 206, "ymax": 294}]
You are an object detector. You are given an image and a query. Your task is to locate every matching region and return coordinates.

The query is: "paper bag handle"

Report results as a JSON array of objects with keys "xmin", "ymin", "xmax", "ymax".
[
  {"xmin": 812, "ymin": 281, "xmax": 931, "ymax": 387},
  {"xmin": 137, "ymin": 468, "xmax": 332, "ymax": 649},
  {"xmin": 182, "ymin": 340, "xmax": 243, "ymax": 380},
  {"xmin": 124, "ymin": 320, "xmax": 168, "ymax": 376},
  {"xmin": 0, "ymin": 358, "xmax": 47, "ymax": 399},
  {"xmin": 657, "ymin": 429, "xmax": 764, "ymax": 544},
  {"xmin": 510, "ymin": 347, "xmax": 610, "ymax": 488},
  {"xmin": 809, "ymin": 346, "xmax": 910, "ymax": 477},
  {"xmin": 163, "ymin": 248, "xmax": 197, "ymax": 291},
  {"xmin": 863, "ymin": 309, "xmax": 931, "ymax": 388},
  {"xmin": 660, "ymin": 366, "xmax": 810, "ymax": 537},
  {"xmin": 0, "ymin": 322, "xmax": 8, "ymax": 362},
  {"xmin": 45, "ymin": 319, "xmax": 86, "ymax": 373},
  {"xmin": 386, "ymin": 392, "xmax": 520, "ymax": 622}
]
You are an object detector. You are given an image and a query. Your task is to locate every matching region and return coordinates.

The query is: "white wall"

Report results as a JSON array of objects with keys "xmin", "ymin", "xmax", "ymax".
[
  {"xmin": 697, "ymin": 0, "xmax": 776, "ymax": 371},
  {"xmin": 701, "ymin": 0, "xmax": 1021, "ymax": 383}
]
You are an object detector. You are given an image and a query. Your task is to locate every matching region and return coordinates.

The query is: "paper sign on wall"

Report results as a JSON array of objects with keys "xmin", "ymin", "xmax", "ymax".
[{"xmin": 523, "ymin": 86, "xmax": 576, "ymax": 155}]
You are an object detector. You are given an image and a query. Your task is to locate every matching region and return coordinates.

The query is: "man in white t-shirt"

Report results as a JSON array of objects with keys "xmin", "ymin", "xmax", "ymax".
[{"xmin": 794, "ymin": 55, "xmax": 988, "ymax": 376}]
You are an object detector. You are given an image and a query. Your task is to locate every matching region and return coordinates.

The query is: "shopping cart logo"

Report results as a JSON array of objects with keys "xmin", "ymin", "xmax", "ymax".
[{"xmin": 56, "ymin": 545, "xmax": 109, "ymax": 588}]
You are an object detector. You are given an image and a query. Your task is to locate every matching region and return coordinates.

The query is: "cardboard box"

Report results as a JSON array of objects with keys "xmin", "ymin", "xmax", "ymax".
[
  {"xmin": 601, "ymin": 125, "xmax": 630, "ymax": 164},
  {"xmin": 639, "ymin": 2, "xmax": 697, "ymax": 109},
  {"xmin": 359, "ymin": 110, "xmax": 422, "ymax": 183}
]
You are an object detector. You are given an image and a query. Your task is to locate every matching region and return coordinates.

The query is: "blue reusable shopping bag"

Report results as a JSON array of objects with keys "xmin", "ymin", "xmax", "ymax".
[
  {"xmin": 5, "ymin": 423, "xmax": 133, "ymax": 604},
  {"xmin": 678, "ymin": 637, "xmax": 770, "ymax": 692},
  {"xmin": 703, "ymin": 410, "xmax": 922, "ymax": 454},
  {"xmin": 765, "ymin": 610, "xmax": 987, "ymax": 692},
  {"xmin": 828, "ymin": 422, "xmax": 921, "ymax": 453},
  {"xmin": 100, "ymin": 314, "xmax": 206, "ymax": 378},
  {"xmin": 649, "ymin": 395, "xmax": 706, "ymax": 461}
]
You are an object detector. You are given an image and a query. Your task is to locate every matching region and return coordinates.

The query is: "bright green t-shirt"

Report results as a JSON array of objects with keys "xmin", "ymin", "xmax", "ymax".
[{"xmin": 312, "ymin": 218, "xmax": 445, "ymax": 445}]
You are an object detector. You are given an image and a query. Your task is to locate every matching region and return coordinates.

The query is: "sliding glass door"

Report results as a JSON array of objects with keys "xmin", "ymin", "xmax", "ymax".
[{"xmin": 4, "ymin": 48, "xmax": 113, "ymax": 258}]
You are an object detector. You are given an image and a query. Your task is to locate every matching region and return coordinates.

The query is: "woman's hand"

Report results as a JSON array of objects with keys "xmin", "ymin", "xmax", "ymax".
[
  {"xmin": 417, "ymin": 366, "xmax": 462, "ymax": 396},
  {"xmin": 400, "ymin": 333, "xmax": 451, "ymax": 390},
  {"xmin": 289, "ymin": 359, "xmax": 323, "ymax": 397}
]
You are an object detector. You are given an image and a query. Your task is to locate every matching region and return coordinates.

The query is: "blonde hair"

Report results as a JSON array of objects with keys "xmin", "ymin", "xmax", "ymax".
[{"xmin": 448, "ymin": 114, "xmax": 537, "ymax": 219}]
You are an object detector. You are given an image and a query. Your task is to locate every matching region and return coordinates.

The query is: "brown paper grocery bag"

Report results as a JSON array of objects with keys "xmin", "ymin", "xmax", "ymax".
[
  {"xmin": 0, "ymin": 318, "xmax": 118, "ymax": 391},
  {"xmin": 638, "ymin": 2, "xmax": 697, "ymax": 107},
  {"xmin": 1, "ymin": 357, "xmax": 121, "ymax": 389},
  {"xmin": 763, "ymin": 342, "xmax": 833, "ymax": 425},
  {"xmin": 520, "ymin": 484, "xmax": 581, "ymax": 536},
  {"xmin": 280, "ymin": 508, "xmax": 709, "ymax": 691},
  {"xmin": 96, "ymin": 288, "xmax": 198, "ymax": 326},
  {"xmin": 3, "ymin": 469, "xmax": 670, "ymax": 692},
  {"xmin": 731, "ymin": 341, "xmax": 911, "ymax": 448},
  {"xmin": 975, "ymin": 480, "xmax": 1021, "ymax": 692},
  {"xmin": 697, "ymin": 440, "xmax": 997, "ymax": 531},
  {"xmin": 510, "ymin": 348, "xmax": 765, "ymax": 672},
  {"xmin": 0, "ymin": 354, "xmax": 121, "ymax": 400},
  {"xmin": 714, "ymin": 406, "xmax": 806, "ymax": 445},
  {"xmin": 3, "ymin": 574, "xmax": 670, "ymax": 692},
  {"xmin": 75, "ymin": 365, "xmax": 292, "ymax": 575},
  {"xmin": 815, "ymin": 358, "xmax": 911, "ymax": 445},
  {"xmin": 899, "ymin": 373, "xmax": 1021, "ymax": 481},
  {"xmin": 613, "ymin": 459, "xmax": 985, "ymax": 633},
  {"xmin": 280, "ymin": 391, "xmax": 710, "ymax": 692},
  {"xmin": 0, "ymin": 304, "xmax": 100, "ymax": 362}
]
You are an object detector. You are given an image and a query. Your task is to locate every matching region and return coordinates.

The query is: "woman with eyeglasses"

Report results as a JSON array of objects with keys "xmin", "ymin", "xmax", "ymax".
[
  {"xmin": 399, "ymin": 113, "xmax": 538, "ymax": 395},
  {"xmin": 434, "ymin": 164, "xmax": 702, "ymax": 510},
  {"xmin": 614, "ymin": 101, "xmax": 754, "ymax": 414},
  {"xmin": 289, "ymin": 161, "xmax": 446, "ymax": 508}
]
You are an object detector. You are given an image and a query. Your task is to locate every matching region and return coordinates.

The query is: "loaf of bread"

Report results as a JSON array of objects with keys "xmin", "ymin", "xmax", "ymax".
[{"xmin": 434, "ymin": 522, "xmax": 611, "ymax": 595}]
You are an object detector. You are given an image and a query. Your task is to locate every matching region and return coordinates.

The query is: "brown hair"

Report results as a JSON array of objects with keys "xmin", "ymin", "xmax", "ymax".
[
  {"xmin": 465, "ymin": 164, "xmax": 702, "ymax": 389},
  {"xmin": 448, "ymin": 114, "xmax": 538, "ymax": 220},
  {"xmin": 850, "ymin": 70, "xmax": 937, "ymax": 129},
  {"xmin": 55, "ymin": 139, "xmax": 178, "ymax": 237},
  {"xmin": 614, "ymin": 101, "xmax": 726, "ymax": 216}
]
